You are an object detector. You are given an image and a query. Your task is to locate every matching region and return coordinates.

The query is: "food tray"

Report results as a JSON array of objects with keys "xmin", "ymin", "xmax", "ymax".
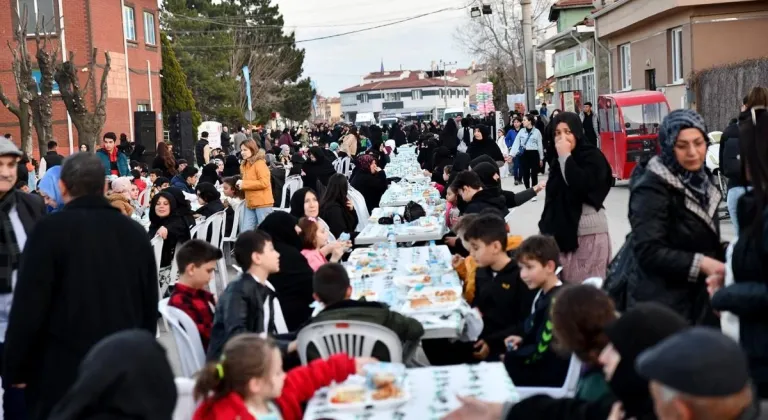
[
  {"xmin": 351, "ymin": 289, "xmax": 378, "ymax": 301},
  {"xmin": 328, "ymin": 375, "xmax": 410, "ymax": 412},
  {"xmin": 347, "ymin": 264, "xmax": 392, "ymax": 278},
  {"xmin": 402, "ymin": 286, "xmax": 463, "ymax": 313}
]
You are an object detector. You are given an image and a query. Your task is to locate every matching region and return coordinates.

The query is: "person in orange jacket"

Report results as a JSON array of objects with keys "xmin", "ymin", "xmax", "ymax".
[
  {"xmin": 193, "ymin": 334, "xmax": 376, "ymax": 420},
  {"xmin": 237, "ymin": 140, "xmax": 274, "ymax": 231}
]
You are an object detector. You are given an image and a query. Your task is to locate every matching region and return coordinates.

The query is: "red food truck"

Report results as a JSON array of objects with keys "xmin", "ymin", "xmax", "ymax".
[{"xmin": 597, "ymin": 91, "xmax": 671, "ymax": 184}]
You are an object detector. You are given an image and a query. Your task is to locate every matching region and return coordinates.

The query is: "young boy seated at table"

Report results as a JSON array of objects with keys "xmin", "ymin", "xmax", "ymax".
[
  {"xmin": 465, "ymin": 213, "xmax": 535, "ymax": 361},
  {"xmin": 452, "ymin": 214, "xmax": 523, "ymax": 305},
  {"xmin": 207, "ymin": 230, "xmax": 290, "ymax": 361},
  {"xmin": 503, "ymin": 234, "xmax": 570, "ymax": 387},
  {"xmin": 303, "ymin": 263, "xmax": 425, "ymax": 363},
  {"xmin": 168, "ymin": 239, "xmax": 223, "ymax": 351}
]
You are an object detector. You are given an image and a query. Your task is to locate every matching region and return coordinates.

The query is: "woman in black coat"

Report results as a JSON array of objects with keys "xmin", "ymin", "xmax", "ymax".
[
  {"xmin": 148, "ymin": 191, "xmax": 191, "ymax": 268},
  {"xmin": 417, "ymin": 138, "xmax": 438, "ymax": 172},
  {"xmin": 222, "ymin": 155, "xmax": 240, "ymax": 177},
  {"xmin": 627, "ymin": 109, "xmax": 724, "ymax": 326},
  {"xmin": 350, "ymin": 154, "xmax": 388, "ymax": 213},
  {"xmin": 301, "ymin": 146, "xmax": 337, "ymax": 190},
  {"xmin": 194, "ymin": 182, "xmax": 225, "ymax": 218},
  {"xmin": 164, "ymin": 187, "xmax": 196, "ymax": 229},
  {"xmin": 258, "ymin": 211, "xmax": 315, "ymax": 332},
  {"xmin": 198, "ymin": 163, "xmax": 221, "ymax": 186},
  {"xmin": 472, "ymin": 160, "xmax": 541, "ymax": 209},
  {"xmin": 467, "ymin": 124, "xmax": 504, "ymax": 163},
  {"xmin": 439, "ymin": 118, "xmax": 459, "ymax": 153},
  {"xmin": 288, "ymin": 152, "xmax": 305, "ymax": 177},
  {"xmin": 320, "ymin": 173, "xmax": 359, "ymax": 239},
  {"xmin": 710, "ymin": 102, "xmax": 768, "ymax": 397},
  {"xmin": 430, "ymin": 146, "xmax": 453, "ymax": 187}
]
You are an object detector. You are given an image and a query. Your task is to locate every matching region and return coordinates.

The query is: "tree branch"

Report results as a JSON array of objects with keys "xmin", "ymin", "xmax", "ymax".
[{"xmin": 97, "ymin": 51, "xmax": 111, "ymax": 115}]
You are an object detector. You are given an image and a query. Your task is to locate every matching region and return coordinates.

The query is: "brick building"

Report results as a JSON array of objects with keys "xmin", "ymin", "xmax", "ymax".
[{"xmin": 0, "ymin": 0, "xmax": 162, "ymax": 157}]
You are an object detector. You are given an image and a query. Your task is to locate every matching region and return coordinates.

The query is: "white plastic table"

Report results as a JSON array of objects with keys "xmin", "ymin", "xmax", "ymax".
[
  {"xmin": 379, "ymin": 183, "xmax": 440, "ymax": 207},
  {"xmin": 354, "ymin": 222, "xmax": 447, "ymax": 245},
  {"xmin": 344, "ymin": 245, "xmax": 463, "ymax": 339},
  {"xmin": 303, "ymin": 363, "xmax": 519, "ymax": 420}
]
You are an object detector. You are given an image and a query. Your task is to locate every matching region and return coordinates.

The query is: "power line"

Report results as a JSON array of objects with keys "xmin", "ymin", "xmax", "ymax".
[{"xmin": 171, "ymin": 5, "xmax": 471, "ymax": 50}]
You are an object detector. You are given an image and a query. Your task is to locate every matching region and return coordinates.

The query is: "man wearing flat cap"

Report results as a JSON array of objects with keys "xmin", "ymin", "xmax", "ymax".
[{"xmin": 637, "ymin": 327, "xmax": 763, "ymax": 420}]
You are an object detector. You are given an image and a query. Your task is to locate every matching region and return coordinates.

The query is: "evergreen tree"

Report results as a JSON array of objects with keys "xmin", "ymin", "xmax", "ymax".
[{"xmin": 160, "ymin": 32, "xmax": 202, "ymax": 130}]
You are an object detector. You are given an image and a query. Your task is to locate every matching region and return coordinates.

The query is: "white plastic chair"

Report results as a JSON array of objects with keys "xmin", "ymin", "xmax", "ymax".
[
  {"xmin": 169, "ymin": 224, "xmax": 203, "ymax": 285},
  {"xmin": 151, "ymin": 235, "xmax": 169, "ymax": 335},
  {"xmin": 583, "ymin": 277, "xmax": 604, "ymax": 288},
  {"xmin": 192, "ymin": 212, "xmax": 227, "ymax": 296},
  {"xmin": 708, "ymin": 131, "xmax": 723, "ymax": 144},
  {"xmin": 347, "ymin": 187, "xmax": 370, "ymax": 232},
  {"xmin": 333, "ymin": 156, "xmax": 353, "ymax": 178},
  {"xmin": 296, "ymin": 320, "xmax": 403, "ymax": 365},
  {"xmin": 276, "ymin": 175, "xmax": 303, "ymax": 210},
  {"xmin": 221, "ymin": 201, "xmax": 245, "ymax": 267},
  {"xmin": 516, "ymin": 354, "xmax": 583, "ymax": 399},
  {"xmin": 158, "ymin": 298, "xmax": 207, "ymax": 377},
  {"xmin": 172, "ymin": 377, "xmax": 197, "ymax": 420}
]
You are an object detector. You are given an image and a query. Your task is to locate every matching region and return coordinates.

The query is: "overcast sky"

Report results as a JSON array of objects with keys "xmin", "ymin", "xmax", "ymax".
[{"xmin": 274, "ymin": 0, "xmax": 475, "ymax": 97}]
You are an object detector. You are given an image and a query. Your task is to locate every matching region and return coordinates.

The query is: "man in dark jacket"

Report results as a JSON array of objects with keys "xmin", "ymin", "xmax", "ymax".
[
  {"xmin": 39, "ymin": 140, "xmax": 64, "ymax": 178},
  {"xmin": 220, "ymin": 126, "xmax": 231, "ymax": 155},
  {"xmin": 171, "ymin": 166, "xmax": 198, "ymax": 194},
  {"xmin": 304, "ymin": 263, "xmax": 424, "ymax": 362},
  {"xmin": 3, "ymin": 153, "xmax": 158, "ymax": 420},
  {"xmin": 195, "ymin": 131, "xmax": 211, "ymax": 168},
  {"xmin": 720, "ymin": 96, "xmax": 749, "ymax": 230},
  {"xmin": 0, "ymin": 137, "xmax": 46, "ymax": 420},
  {"xmin": 452, "ymin": 170, "xmax": 508, "ymax": 217}
]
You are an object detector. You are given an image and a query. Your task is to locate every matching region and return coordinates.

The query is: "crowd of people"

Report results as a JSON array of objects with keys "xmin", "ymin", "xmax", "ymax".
[{"xmin": 0, "ymin": 85, "xmax": 764, "ymax": 420}]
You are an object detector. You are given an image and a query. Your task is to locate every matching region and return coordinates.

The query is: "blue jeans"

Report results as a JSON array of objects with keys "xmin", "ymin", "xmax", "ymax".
[
  {"xmin": 727, "ymin": 186, "xmax": 749, "ymax": 233},
  {"xmin": 511, "ymin": 156, "xmax": 521, "ymax": 180},
  {"xmin": 241, "ymin": 207, "xmax": 273, "ymax": 232},
  {"xmin": 0, "ymin": 341, "xmax": 28, "ymax": 420}
]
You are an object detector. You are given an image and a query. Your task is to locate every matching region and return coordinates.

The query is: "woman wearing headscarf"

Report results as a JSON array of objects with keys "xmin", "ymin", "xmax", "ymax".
[
  {"xmin": 148, "ymin": 191, "xmax": 191, "ymax": 292},
  {"xmin": 430, "ymin": 146, "xmax": 453, "ymax": 187},
  {"xmin": 467, "ymin": 124, "xmax": 504, "ymax": 163},
  {"xmin": 257, "ymin": 211, "xmax": 315, "ymax": 331},
  {"xmin": 350, "ymin": 154, "xmax": 388, "ymax": 212},
  {"xmin": 222, "ymin": 155, "xmax": 240, "ymax": 177},
  {"xmin": 278, "ymin": 144, "xmax": 292, "ymax": 166},
  {"xmin": 392, "ymin": 122, "xmax": 406, "ymax": 147},
  {"xmin": 198, "ymin": 163, "xmax": 221, "ymax": 186},
  {"xmin": 320, "ymin": 174, "xmax": 358, "ymax": 239},
  {"xmin": 48, "ymin": 329, "xmax": 176, "ymax": 420},
  {"xmin": 472, "ymin": 160, "xmax": 543, "ymax": 209},
  {"xmin": 417, "ymin": 138, "xmax": 438, "ymax": 172},
  {"xmin": 444, "ymin": 152, "xmax": 471, "ymax": 200},
  {"xmin": 408, "ymin": 124, "xmax": 420, "ymax": 144},
  {"xmin": 440, "ymin": 118, "xmax": 460, "ymax": 153},
  {"xmin": 38, "ymin": 165, "xmax": 65, "ymax": 212},
  {"xmin": 302, "ymin": 146, "xmax": 337, "ymax": 190},
  {"xmin": 539, "ymin": 112, "xmax": 613, "ymax": 284},
  {"xmin": 288, "ymin": 152, "xmax": 305, "ymax": 177},
  {"xmin": 626, "ymin": 109, "xmax": 724, "ymax": 326},
  {"xmin": 543, "ymin": 109, "xmax": 562, "ymax": 172},
  {"xmin": 164, "ymin": 186, "xmax": 197, "ymax": 229}
]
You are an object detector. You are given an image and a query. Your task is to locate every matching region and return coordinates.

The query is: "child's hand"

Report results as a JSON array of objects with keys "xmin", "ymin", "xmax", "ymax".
[
  {"xmin": 330, "ymin": 242, "xmax": 345, "ymax": 262},
  {"xmin": 472, "ymin": 340, "xmax": 490, "ymax": 360},
  {"xmin": 354, "ymin": 357, "xmax": 378, "ymax": 374},
  {"xmin": 451, "ymin": 254, "xmax": 463, "ymax": 268},
  {"xmin": 287, "ymin": 340, "xmax": 298, "ymax": 353},
  {"xmin": 504, "ymin": 335, "xmax": 523, "ymax": 351}
]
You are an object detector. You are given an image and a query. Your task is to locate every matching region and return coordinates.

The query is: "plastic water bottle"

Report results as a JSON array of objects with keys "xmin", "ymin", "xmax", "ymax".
[
  {"xmin": 387, "ymin": 227, "xmax": 397, "ymax": 252},
  {"xmin": 429, "ymin": 240, "xmax": 437, "ymax": 258}
]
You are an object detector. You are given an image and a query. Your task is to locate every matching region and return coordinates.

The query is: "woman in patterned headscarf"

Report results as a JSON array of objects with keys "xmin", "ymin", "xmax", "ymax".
[
  {"xmin": 626, "ymin": 108, "xmax": 725, "ymax": 325},
  {"xmin": 350, "ymin": 154, "xmax": 388, "ymax": 212}
]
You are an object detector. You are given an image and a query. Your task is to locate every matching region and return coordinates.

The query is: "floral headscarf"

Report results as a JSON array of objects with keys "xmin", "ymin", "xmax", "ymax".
[
  {"xmin": 659, "ymin": 109, "xmax": 712, "ymax": 207},
  {"xmin": 356, "ymin": 154, "xmax": 375, "ymax": 173}
]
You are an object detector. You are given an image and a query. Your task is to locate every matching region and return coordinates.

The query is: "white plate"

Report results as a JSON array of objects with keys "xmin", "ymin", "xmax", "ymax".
[
  {"xmin": 351, "ymin": 290, "xmax": 378, "ymax": 301},
  {"xmin": 393, "ymin": 274, "xmax": 434, "ymax": 288},
  {"xmin": 405, "ymin": 264, "xmax": 429, "ymax": 275},
  {"xmin": 402, "ymin": 286, "xmax": 463, "ymax": 313},
  {"xmin": 347, "ymin": 265, "xmax": 392, "ymax": 278},
  {"xmin": 327, "ymin": 375, "xmax": 410, "ymax": 412}
]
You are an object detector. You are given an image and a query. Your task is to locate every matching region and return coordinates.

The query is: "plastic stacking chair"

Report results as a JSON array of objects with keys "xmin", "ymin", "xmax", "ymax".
[
  {"xmin": 296, "ymin": 320, "xmax": 403, "ymax": 365},
  {"xmin": 151, "ymin": 235, "xmax": 168, "ymax": 336},
  {"xmin": 516, "ymin": 354, "xmax": 583, "ymax": 399},
  {"xmin": 221, "ymin": 201, "xmax": 245, "ymax": 266},
  {"xmin": 276, "ymin": 175, "xmax": 303, "ymax": 210},
  {"xmin": 347, "ymin": 187, "xmax": 370, "ymax": 232},
  {"xmin": 158, "ymin": 298, "xmax": 207, "ymax": 377}
]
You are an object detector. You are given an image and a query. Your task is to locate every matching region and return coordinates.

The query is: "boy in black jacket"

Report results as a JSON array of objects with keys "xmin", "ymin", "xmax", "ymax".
[
  {"xmin": 503, "ymin": 235, "xmax": 569, "ymax": 387},
  {"xmin": 465, "ymin": 213, "xmax": 535, "ymax": 361}
]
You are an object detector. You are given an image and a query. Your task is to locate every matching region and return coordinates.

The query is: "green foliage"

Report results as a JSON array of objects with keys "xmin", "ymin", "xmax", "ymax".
[
  {"xmin": 160, "ymin": 32, "xmax": 202, "ymax": 129},
  {"xmin": 280, "ymin": 78, "xmax": 315, "ymax": 122}
]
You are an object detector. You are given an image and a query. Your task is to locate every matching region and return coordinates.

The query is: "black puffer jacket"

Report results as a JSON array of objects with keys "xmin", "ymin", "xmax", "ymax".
[
  {"xmin": 711, "ymin": 191, "xmax": 768, "ymax": 397},
  {"xmin": 463, "ymin": 188, "xmax": 508, "ymax": 217},
  {"xmin": 627, "ymin": 157, "xmax": 723, "ymax": 325}
]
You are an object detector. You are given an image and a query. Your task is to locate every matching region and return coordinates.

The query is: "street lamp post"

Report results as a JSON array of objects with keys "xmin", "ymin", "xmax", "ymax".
[{"xmin": 439, "ymin": 59, "xmax": 458, "ymax": 110}]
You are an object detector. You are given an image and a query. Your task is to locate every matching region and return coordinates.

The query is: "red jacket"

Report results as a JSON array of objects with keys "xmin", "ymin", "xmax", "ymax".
[{"xmin": 193, "ymin": 354, "xmax": 356, "ymax": 420}]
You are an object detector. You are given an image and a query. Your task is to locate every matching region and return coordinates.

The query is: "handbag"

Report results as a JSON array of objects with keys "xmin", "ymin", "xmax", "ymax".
[
  {"xmin": 602, "ymin": 234, "xmax": 637, "ymax": 311},
  {"xmin": 403, "ymin": 201, "xmax": 426, "ymax": 222},
  {"xmin": 517, "ymin": 130, "xmax": 532, "ymax": 157}
]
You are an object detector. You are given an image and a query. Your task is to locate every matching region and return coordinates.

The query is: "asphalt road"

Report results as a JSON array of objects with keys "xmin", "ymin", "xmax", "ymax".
[{"xmin": 500, "ymin": 174, "xmax": 736, "ymax": 255}]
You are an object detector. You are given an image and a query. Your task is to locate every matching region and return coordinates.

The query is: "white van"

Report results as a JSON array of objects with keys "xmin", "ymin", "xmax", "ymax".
[
  {"xmin": 443, "ymin": 107, "xmax": 468, "ymax": 121},
  {"xmin": 379, "ymin": 117, "xmax": 398, "ymax": 127},
  {"xmin": 355, "ymin": 112, "xmax": 376, "ymax": 126}
]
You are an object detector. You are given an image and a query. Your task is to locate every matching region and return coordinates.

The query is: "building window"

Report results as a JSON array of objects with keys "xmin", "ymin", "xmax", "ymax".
[
  {"xmin": 137, "ymin": 104, "xmax": 149, "ymax": 112},
  {"xmin": 123, "ymin": 6, "xmax": 136, "ymax": 41},
  {"xmin": 412, "ymin": 89, "xmax": 423, "ymax": 100},
  {"xmin": 17, "ymin": 0, "xmax": 56, "ymax": 34},
  {"xmin": 385, "ymin": 92, "xmax": 400, "ymax": 102},
  {"xmin": 671, "ymin": 27, "xmax": 683, "ymax": 83},
  {"xmin": 143, "ymin": 12, "xmax": 156, "ymax": 45},
  {"xmin": 31, "ymin": 69, "xmax": 59, "ymax": 94},
  {"xmin": 360, "ymin": 93, "xmax": 369, "ymax": 103},
  {"xmin": 620, "ymin": 43, "xmax": 631, "ymax": 90}
]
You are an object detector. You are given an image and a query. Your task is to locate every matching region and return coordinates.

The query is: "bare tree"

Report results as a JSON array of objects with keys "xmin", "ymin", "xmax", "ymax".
[
  {"xmin": 455, "ymin": 0, "xmax": 553, "ymax": 93},
  {"xmin": 32, "ymin": 17, "xmax": 60, "ymax": 154},
  {"xmin": 0, "ymin": 7, "xmax": 39, "ymax": 155},
  {"xmin": 54, "ymin": 49, "xmax": 111, "ymax": 150}
]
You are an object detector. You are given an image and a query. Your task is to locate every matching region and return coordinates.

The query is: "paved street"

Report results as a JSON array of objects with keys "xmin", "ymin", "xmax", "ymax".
[{"xmin": 500, "ymin": 174, "xmax": 736, "ymax": 254}]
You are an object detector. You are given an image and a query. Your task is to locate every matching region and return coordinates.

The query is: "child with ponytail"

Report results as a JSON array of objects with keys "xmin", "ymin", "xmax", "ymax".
[{"xmin": 193, "ymin": 334, "xmax": 376, "ymax": 420}]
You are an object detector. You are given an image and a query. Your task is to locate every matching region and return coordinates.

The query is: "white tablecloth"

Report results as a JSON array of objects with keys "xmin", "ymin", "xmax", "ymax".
[
  {"xmin": 345, "ymin": 246, "xmax": 463, "ymax": 339},
  {"xmin": 355, "ymin": 222, "xmax": 447, "ymax": 245},
  {"xmin": 379, "ymin": 183, "xmax": 441, "ymax": 207},
  {"xmin": 303, "ymin": 363, "xmax": 519, "ymax": 420}
]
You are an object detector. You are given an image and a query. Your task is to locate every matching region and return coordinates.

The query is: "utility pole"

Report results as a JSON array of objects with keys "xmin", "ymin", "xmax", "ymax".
[
  {"xmin": 439, "ymin": 59, "xmax": 457, "ymax": 109},
  {"xmin": 521, "ymin": 0, "xmax": 536, "ymax": 111}
]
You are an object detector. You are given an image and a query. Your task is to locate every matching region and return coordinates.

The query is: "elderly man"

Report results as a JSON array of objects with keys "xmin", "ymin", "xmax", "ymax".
[
  {"xmin": 3, "ymin": 153, "xmax": 158, "ymax": 420},
  {"xmin": 0, "ymin": 137, "xmax": 45, "ymax": 420},
  {"xmin": 637, "ymin": 327, "xmax": 762, "ymax": 420}
]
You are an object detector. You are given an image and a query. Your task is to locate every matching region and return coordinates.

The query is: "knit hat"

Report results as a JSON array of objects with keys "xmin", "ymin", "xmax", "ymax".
[{"xmin": 329, "ymin": 142, "xmax": 339, "ymax": 151}]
